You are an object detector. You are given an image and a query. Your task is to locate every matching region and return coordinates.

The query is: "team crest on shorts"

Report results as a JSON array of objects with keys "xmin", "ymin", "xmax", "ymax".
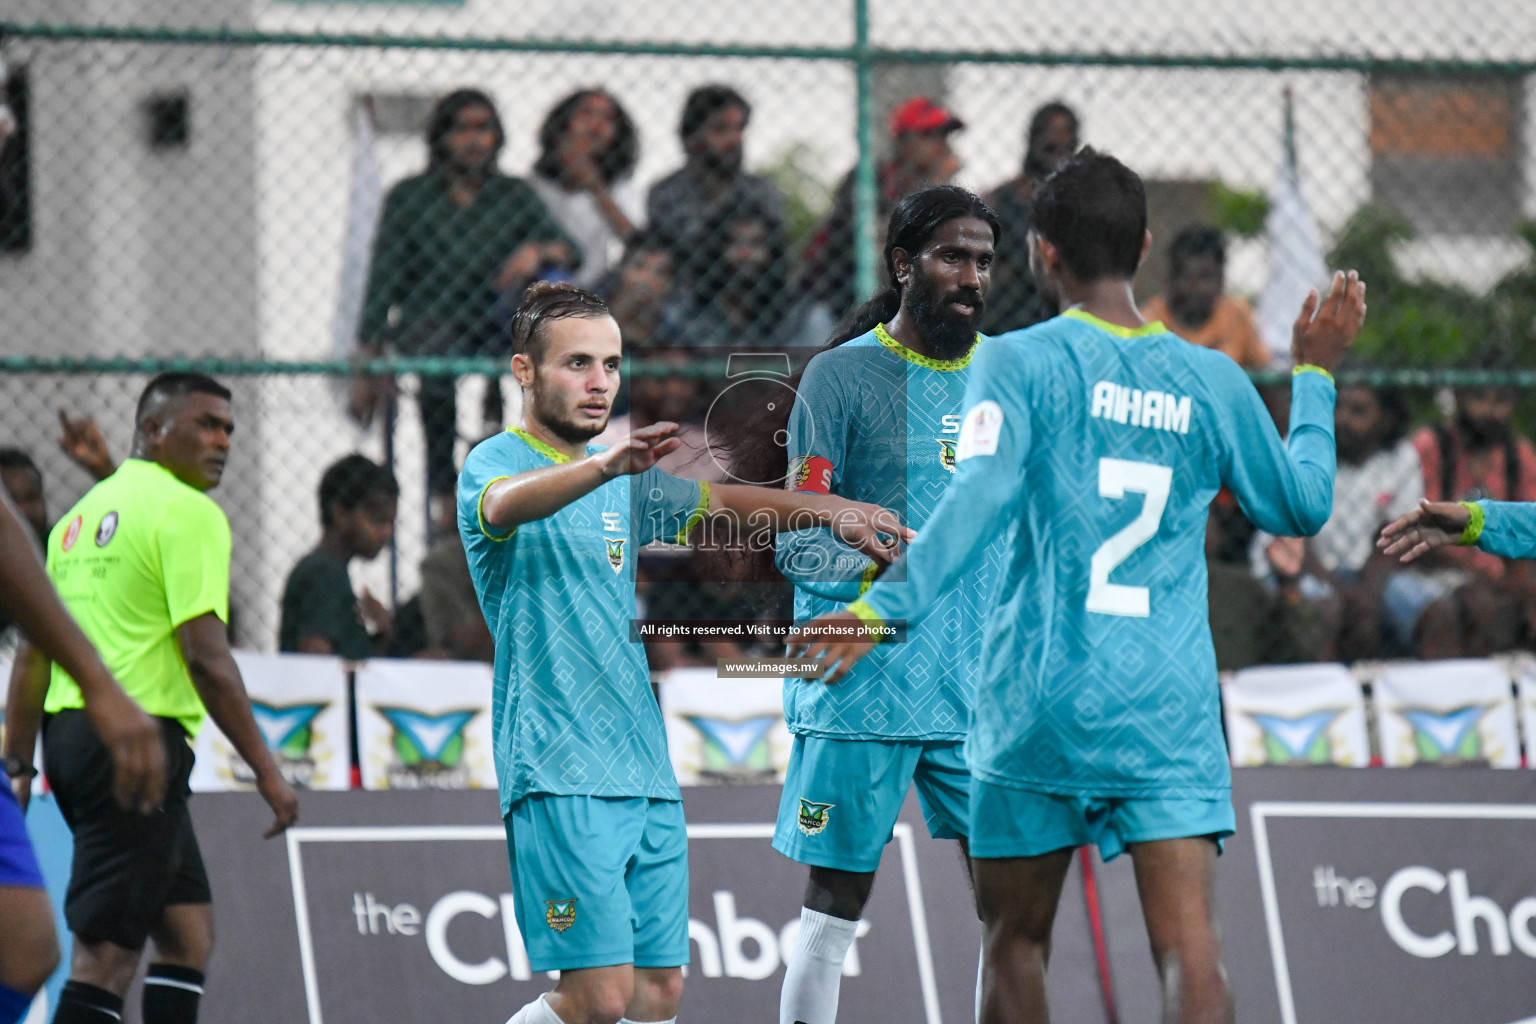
[
  {"xmin": 95, "ymin": 511, "xmax": 119, "ymax": 547},
  {"xmin": 935, "ymin": 438, "xmax": 957, "ymax": 473},
  {"xmin": 545, "ymin": 899, "xmax": 578, "ymax": 932},
  {"xmin": 797, "ymin": 798, "xmax": 834, "ymax": 836},
  {"xmin": 604, "ymin": 537, "xmax": 625, "ymax": 573}
]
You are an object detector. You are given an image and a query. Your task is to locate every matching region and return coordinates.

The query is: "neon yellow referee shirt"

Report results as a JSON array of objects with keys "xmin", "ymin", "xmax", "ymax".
[{"xmin": 44, "ymin": 458, "xmax": 232, "ymax": 736}]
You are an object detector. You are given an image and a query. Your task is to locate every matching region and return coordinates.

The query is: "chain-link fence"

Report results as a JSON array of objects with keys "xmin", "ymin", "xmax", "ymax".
[{"xmin": 2, "ymin": 1, "xmax": 1535, "ymax": 666}]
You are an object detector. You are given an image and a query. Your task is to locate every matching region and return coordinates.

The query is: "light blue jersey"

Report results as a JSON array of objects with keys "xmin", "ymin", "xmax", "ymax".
[
  {"xmin": 458, "ymin": 427, "xmax": 711, "ymax": 814},
  {"xmin": 1472, "ymin": 500, "xmax": 1536, "ymax": 558},
  {"xmin": 852, "ymin": 310, "xmax": 1337, "ymax": 799},
  {"xmin": 777, "ymin": 325, "xmax": 1004, "ymax": 741}
]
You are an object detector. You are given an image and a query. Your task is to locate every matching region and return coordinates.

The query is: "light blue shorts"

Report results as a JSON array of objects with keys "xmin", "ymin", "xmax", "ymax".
[
  {"xmin": 969, "ymin": 778, "xmax": 1235, "ymax": 862},
  {"xmin": 772, "ymin": 735, "xmax": 970, "ymax": 873},
  {"xmin": 504, "ymin": 794, "xmax": 689, "ymax": 973}
]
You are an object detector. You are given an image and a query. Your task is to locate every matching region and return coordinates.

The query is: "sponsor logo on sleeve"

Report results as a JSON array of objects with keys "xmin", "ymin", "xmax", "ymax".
[
  {"xmin": 788, "ymin": 455, "xmax": 834, "ymax": 494},
  {"xmin": 94, "ymin": 510, "xmax": 119, "ymax": 547},
  {"xmin": 61, "ymin": 514, "xmax": 83, "ymax": 552},
  {"xmin": 955, "ymin": 401, "xmax": 1004, "ymax": 461}
]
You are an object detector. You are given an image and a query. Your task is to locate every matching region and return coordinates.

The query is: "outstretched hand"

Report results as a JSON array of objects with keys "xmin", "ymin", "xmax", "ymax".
[
  {"xmin": 1291, "ymin": 269, "xmax": 1367, "ymax": 372},
  {"xmin": 788, "ymin": 610, "xmax": 881, "ymax": 684},
  {"xmin": 595, "ymin": 421, "xmax": 682, "ymax": 478},
  {"xmin": 828, "ymin": 501, "xmax": 915, "ymax": 566},
  {"xmin": 1377, "ymin": 500, "xmax": 1470, "ymax": 563}
]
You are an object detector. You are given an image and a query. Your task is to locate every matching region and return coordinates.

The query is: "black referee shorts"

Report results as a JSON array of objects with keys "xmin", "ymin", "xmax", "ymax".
[{"xmin": 42, "ymin": 709, "xmax": 212, "ymax": 950}]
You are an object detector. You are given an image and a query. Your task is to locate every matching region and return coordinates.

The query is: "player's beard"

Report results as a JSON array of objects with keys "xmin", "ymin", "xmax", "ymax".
[
  {"xmin": 905, "ymin": 272, "xmax": 983, "ymax": 361},
  {"xmin": 529, "ymin": 374, "xmax": 609, "ymax": 445}
]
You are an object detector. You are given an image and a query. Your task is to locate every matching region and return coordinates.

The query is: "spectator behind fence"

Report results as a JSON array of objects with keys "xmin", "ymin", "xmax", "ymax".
[
  {"xmin": 982, "ymin": 101, "xmax": 1079, "ymax": 334},
  {"xmin": 800, "ymin": 96, "xmax": 964, "ymax": 320},
  {"xmin": 646, "ymin": 85, "xmax": 786, "ymax": 291},
  {"xmin": 352, "ymin": 88, "xmax": 576, "ymax": 507},
  {"xmin": 0, "ymin": 448, "xmax": 46, "ymax": 652},
  {"xmin": 1320, "ymin": 383, "xmax": 1425, "ymax": 658},
  {"xmin": 600, "ymin": 228, "xmax": 681, "ymax": 348},
  {"xmin": 416, "ymin": 496, "xmax": 493, "ymax": 663},
  {"xmin": 1254, "ymin": 382, "xmax": 1422, "ymax": 660},
  {"xmin": 530, "ymin": 89, "xmax": 642, "ymax": 289},
  {"xmin": 0, "ymin": 448, "xmax": 45, "ymax": 545},
  {"xmin": 664, "ymin": 196, "xmax": 827, "ymax": 349},
  {"xmin": 279, "ymin": 455, "xmax": 399, "ymax": 660},
  {"xmin": 1404, "ymin": 379, "xmax": 1536, "ymax": 657},
  {"xmin": 1141, "ymin": 226, "xmax": 1271, "ymax": 369},
  {"xmin": 1206, "ymin": 489, "xmax": 1326, "ymax": 672}
]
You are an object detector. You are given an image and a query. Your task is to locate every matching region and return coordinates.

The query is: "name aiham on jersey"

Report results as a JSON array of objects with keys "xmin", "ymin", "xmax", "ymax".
[{"xmin": 1089, "ymin": 380, "xmax": 1192, "ymax": 435}]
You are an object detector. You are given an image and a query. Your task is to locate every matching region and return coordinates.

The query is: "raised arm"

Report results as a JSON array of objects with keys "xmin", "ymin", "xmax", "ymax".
[
  {"xmin": 704, "ymin": 484, "xmax": 912, "ymax": 566},
  {"xmin": 478, "ymin": 422, "xmax": 684, "ymax": 533},
  {"xmin": 1220, "ymin": 271, "xmax": 1365, "ymax": 536}
]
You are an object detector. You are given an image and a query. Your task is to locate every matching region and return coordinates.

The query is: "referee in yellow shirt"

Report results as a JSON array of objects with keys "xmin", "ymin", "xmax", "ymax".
[{"xmin": 4, "ymin": 373, "xmax": 299, "ymax": 1024}]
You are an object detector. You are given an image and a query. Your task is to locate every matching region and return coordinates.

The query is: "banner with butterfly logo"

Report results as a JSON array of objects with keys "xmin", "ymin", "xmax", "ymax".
[
  {"xmin": 1374, "ymin": 659, "xmax": 1521, "ymax": 767},
  {"xmin": 355, "ymin": 659, "xmax": 496, "ymax": 790},
  {"xmin": 190, "ymin": 650, "xmax": 352, "ymax": 791},
  {"xmin": 1221, "ymin": 663, "xmax": 1370, "ymax": 767},
  {"xmin": 658, "ymin": 666, "xmax": 792, "ymax": 785}
]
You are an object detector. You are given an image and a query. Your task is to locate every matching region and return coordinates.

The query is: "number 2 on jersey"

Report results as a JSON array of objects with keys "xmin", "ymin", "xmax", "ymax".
[{"xmin": 1086, "ymin": 457, "xmax": 1172, "ymax": 618}]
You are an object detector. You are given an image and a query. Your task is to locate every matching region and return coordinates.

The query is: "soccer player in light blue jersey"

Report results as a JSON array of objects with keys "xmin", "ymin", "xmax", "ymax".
[
  {"xmin": 795, "ymin": 150, "xmax": 1366, "ymax": 1024},
  {"xmin": 458, "ymin": 283, "xmax": 910, "ymax": 1024},
  {"xmin": 1380, "ymin": 497, "xmax": 1536, "ymax": 562},
  {"xmin": 758, "ymin": 186, "xmax": 1005, "ymax": 1024}
]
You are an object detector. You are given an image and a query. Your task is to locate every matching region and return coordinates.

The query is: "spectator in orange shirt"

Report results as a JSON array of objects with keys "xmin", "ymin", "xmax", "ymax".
[{"xmin": 1141, "ymin": 226, "xmax": 1271, "ymax": 369}]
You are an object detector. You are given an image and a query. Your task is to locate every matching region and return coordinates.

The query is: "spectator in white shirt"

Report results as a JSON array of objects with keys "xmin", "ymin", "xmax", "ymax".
[
  {"xmin": 530, "ymin": 89, "xmax": 643, "ymax": 288},
  {"xmin": 1256, "ymin": 382, "xmax": 1422, "ymax": 659}
]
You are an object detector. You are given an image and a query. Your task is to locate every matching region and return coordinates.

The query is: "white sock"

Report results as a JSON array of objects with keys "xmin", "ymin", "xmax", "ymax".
[
  {"xmin": 505, "ymin": 994, "xmax": 562, "ymax": 1024},
  {"xmin": 780, "ymin": 908, "xmax": 860, "ymax": 1024},
  {"xmin": 975, "ymin": 936, "xmax": 985, "ymax": 1024}
]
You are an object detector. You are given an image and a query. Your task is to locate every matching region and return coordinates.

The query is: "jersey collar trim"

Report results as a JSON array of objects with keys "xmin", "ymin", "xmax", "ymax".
[
  {"xmin": 508, "ymin": 426, "xmax": 575, "ymax": 464},
  {"xmin": 1062, "ymin": 308, "xmax": 1167, "ymax": 339},
  {"xmin": 873, "ymin": 323, "xmax": 980, "ymax": 371}
]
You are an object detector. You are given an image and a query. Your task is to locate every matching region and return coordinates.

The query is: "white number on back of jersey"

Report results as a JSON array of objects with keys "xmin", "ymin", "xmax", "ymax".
[{"xmin": 1086, "ymin": 457, "xmax": 1172, "ymax": 618}]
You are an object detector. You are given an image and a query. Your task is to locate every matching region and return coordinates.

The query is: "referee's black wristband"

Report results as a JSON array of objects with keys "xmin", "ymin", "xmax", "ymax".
[{"xmin": 2, "ymin": 755, "xmax": 38, "ymax": 780}]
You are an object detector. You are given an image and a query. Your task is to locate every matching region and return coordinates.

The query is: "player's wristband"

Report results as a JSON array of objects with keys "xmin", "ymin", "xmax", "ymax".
[
  {"xmin": 1, "ymin": 756, "xmax": 37, "ymax": 780},
  {"xmin": 1455, "ymin": 501, "xmax": 1485, "ymax": 546},
  {"xmin": 1292, "ymin": 364, "xmax": 1335, "ymax": 385},
  {"xmin": 846, "ymin": 599, "xmax": 886, "ymax": 640},
  {"xmin": 856, "ymin": 560, "xmax": 880, "ymax": 596}
]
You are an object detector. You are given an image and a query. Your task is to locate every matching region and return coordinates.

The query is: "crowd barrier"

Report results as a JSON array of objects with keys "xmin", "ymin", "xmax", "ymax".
[
  {"xmin": 10, "ymin": 652, "xmax": 1536, "ymax": 798},
  {"xmin": 1223, "ymin": 655, "xmax": 1536, "ymax": 768},
  {"xmin": 194, "ymin": 653, "xmax": 1536, "ymax": 792}
]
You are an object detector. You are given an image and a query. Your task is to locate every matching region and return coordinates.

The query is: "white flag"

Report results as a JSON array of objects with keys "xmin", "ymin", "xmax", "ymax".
[
  {"xmin": 1256, "ymin": 93, "xmax": 1328, "ymax": 363},
  {"xmin": 331, "ymin": 100, "xmax": 383, "ymax": 362}
]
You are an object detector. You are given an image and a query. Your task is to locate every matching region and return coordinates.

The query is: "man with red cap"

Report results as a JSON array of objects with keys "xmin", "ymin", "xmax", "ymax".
[{"xmin": 799, "ymin": 96, "xmax": 965, "ymax": 320}]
